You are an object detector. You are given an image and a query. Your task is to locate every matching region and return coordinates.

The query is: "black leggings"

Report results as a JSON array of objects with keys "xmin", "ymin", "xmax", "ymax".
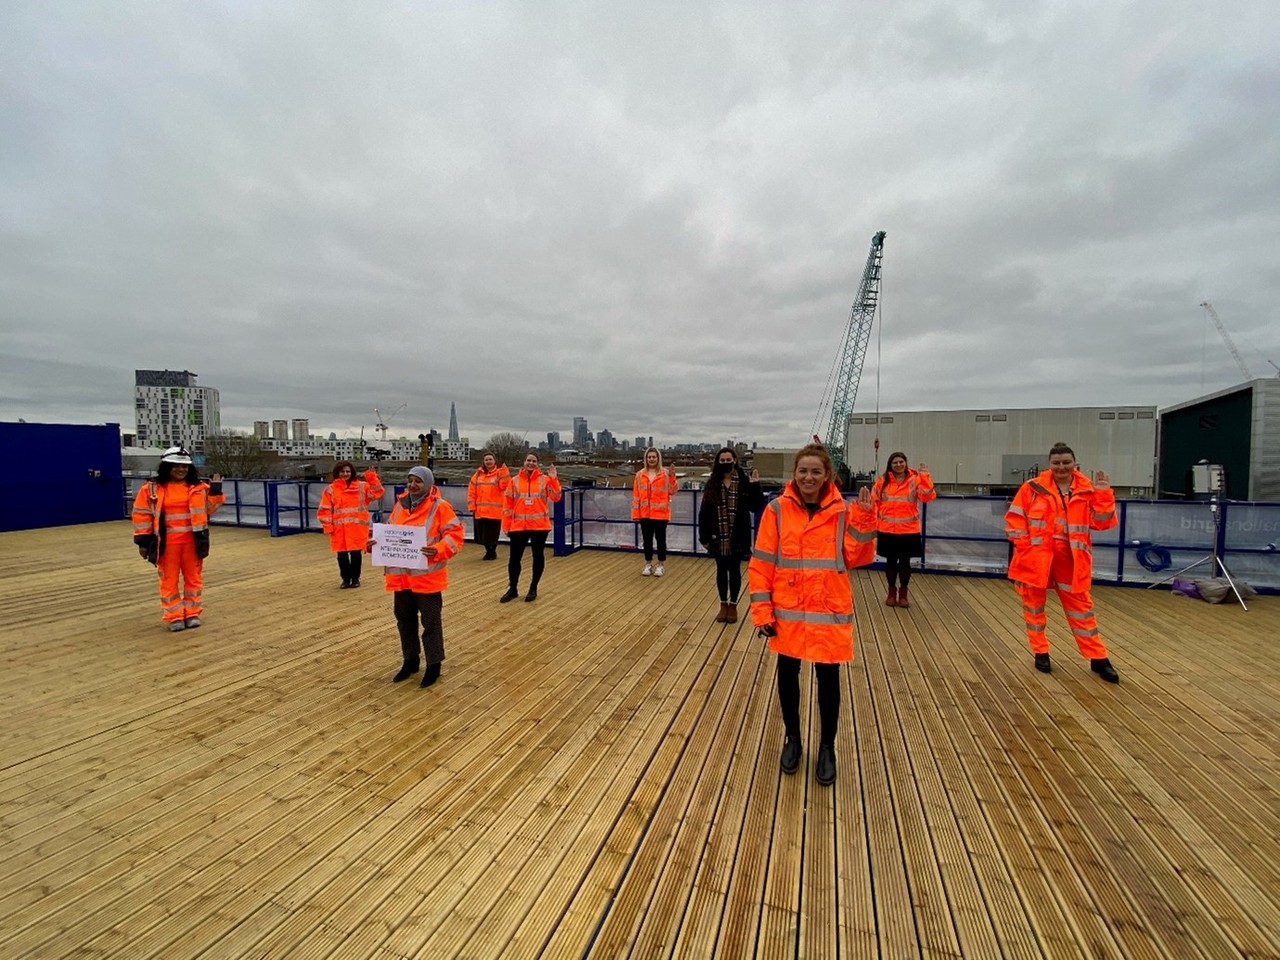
[
  {"xmin": 336, "ymin": 550, "xmax": 363, "ymax": 583},
  {"xmin": 508, "ymin": 530, "xmax": 549, "ymax": 590},
  {"xmin": 885, "ymin": 557, "xmax": 912, "ymax": 589},
  {"xmin": 776, "ymin": 655, "xmax": 842, "ymax": 747},
  {"xmin": 639, "ymin": 519, "xmax": 667, "ymax": 562},
  {"xmin": 714, "ymin": 556, "xmax": 741, "ymax": 602}
]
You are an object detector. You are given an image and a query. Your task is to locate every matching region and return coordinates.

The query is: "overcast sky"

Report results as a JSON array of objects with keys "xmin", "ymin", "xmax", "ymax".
[{"xmin": 2, "ymin": 0, "xmax": 1277, "ymax": 448}]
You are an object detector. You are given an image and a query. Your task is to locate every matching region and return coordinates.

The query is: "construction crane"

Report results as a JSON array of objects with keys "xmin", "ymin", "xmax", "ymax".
[
  {"xmin": 1200, "ymin": 301, "xmax": 1252, "ymax": 381},
  {"xmin": 373, "ymin": 403, "xmax": 407, "ymax": 442},
  {"xmin": 817, "ymin": 230, "xmax": 886, "ymax": 478}
]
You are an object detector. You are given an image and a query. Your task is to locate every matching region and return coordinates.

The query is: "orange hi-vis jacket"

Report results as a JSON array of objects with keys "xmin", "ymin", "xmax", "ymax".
[
  {"xmin": 317, "ymin": 470, "xmax": 384, "ymax": 552},
  {"xmin": 871, "ymin": 468, "xmax": 935, "ymax": 535},
  {"xmin": 468, "ymin": 465, "xmax": 511, "ymax": 520},
  {"xmin": 748, "ymin": 482, "xmax": 877, "ymax": 664},
  {"xmin": 502, "ymin": 468, "xmax": 562, "ymax": 532},
  {"xmin": 630, "ymin": 468, "xmax": 676, "ymax": 521},
  {"xmin": 382, "ymin": 488, "xmax": 465, "ymax": 594},
  {"xmin": 1005, "ymin": 469, "xmax": 1117, "ymax": 593},
  {"xmin": 132, "ymin": 480, "xmax": 225, "ymax": 560}
]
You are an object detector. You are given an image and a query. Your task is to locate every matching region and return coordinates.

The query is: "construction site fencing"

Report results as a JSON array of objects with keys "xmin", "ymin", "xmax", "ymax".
[{"xmin": 122, "ymin": 480, "xmax": 1279, "ymax": 592}]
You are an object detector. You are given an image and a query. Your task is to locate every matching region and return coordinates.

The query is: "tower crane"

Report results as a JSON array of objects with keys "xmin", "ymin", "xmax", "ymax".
[
  {"xmin": 816, "ymin": 230, "xmax": 886, "ymax": 477},
  {"xmin": 1200, "ymin": 301, "xmax": 1252, "ymax": 381},
  {"xmin": 373, "ymin": 403, "xmax": 407, "ymax": 442}
]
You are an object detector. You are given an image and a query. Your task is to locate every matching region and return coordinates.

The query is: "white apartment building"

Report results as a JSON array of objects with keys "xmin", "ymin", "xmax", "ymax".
[{"xmin": 133, "ymin": 370, "xmax": 220, "ymax": 454}]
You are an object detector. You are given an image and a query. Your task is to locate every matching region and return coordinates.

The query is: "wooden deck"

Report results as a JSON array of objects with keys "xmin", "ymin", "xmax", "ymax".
[{"xmin": 1, "ymin": 520, "xmax": 1278, "ymax": 959}]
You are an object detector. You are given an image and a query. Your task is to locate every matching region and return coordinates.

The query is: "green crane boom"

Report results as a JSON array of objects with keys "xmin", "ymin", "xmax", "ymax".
[{"xmin": 822, "ymin": 231, "xmax": 886, "ymax": 477}]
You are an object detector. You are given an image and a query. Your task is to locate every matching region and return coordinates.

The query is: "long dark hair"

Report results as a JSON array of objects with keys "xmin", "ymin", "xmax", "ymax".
[
  {"xmin": 882, "ymin": 451, "xmax": 908, "ymax": 484},
  {"xmin": 703, "ymin": 447, "xmax": 740, "ymax": 505},
  {"xmin": 332, "ymin": 460, "xmax": 356, "ymax": 482}
]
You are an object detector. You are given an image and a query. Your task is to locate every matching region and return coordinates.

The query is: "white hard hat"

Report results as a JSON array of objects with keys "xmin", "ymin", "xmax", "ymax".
[{"xmin": 161, "ymin": 446, "xmax": 193, "ymax": 465}]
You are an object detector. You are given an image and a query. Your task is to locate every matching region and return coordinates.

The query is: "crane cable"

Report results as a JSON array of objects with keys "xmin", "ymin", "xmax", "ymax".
[{"xmin": 872, "ymin": 275, "xmax": 883, "ymax": 476}]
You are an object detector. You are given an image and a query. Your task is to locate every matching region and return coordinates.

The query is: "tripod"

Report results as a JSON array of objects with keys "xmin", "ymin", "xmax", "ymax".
[{"xmin": 1148, "ymin": 474, "xmax": 1248, "ymax": 611}]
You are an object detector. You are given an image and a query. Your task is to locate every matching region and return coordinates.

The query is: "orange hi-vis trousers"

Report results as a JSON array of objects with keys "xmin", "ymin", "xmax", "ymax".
[
  {"xmin": 1016, "ymin": 541, "xmax": 1108, "ymax": 659},
  {"xmin": 158, "ymin": 539, "xmax": 203, "ymax": 624}
]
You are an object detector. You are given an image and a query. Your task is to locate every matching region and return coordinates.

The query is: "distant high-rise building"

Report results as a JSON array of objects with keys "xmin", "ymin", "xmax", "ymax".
[
  {"xmin": 272, "ymin": 419, "xmax": 289, "ymax": 441},
  {"xmin": 634, "ymin": 436, "xmax": 645, "ymax": 450},
  {"xmin": 573, "ymin": 417, "xmax": 589, "ymax": 448},
  {"xmin": 291, "ymin": 419, "xmax": 310, "ymax": 441},
  {"xmin": 252, "ymin": 421, "xmax": 270, "ymax": 439},
  {"xmin": 133, "ymin": 369, "xmax": 220, "ymax": 453},
  {"xmin": 597, "ymin": 429, "xmax": 615, "ymax": 449},
  {"xmin": 547, "ymin": 431, "xmax": 560, "ymax": 451},
  {"xmin": 448, "ymin": 402, "xmax": 459, "ymax": 442}
]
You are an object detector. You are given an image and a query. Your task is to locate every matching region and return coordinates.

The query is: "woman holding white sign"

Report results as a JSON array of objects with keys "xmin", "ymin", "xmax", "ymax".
[{"xmin": 368, "ymin": 466, "xmax": 464, "ymax": 687}]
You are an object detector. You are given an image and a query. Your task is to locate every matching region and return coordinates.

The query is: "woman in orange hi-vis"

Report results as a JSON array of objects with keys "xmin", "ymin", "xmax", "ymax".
[
  {"xmin": 317, "ymin": 460, "xmax": 383, "ymax": 588},
  {"xmin": 368, "ymin": 466, "xmax": 464, "ymax": 687},
  {"xmin": 500, "ymin": 452, "xmax": 561, "ymax": 603},
  {"xmin": 748, "ymin": 440, "xmax": 876, "ymax": 786},
  {"xmin": 872, "ymin": 451, "xmax": 935, "ymax": 608},
  {"xmin": 467, "ymin": 451, "xmax": 510, "ymax": 561},
  {"xmin": 132, "ymin": 447, "xmax": 225, "ymax": 632},
  {"xmin": 1005, "ymin": 442, "xmax": 1120, "ymax": 683},
  {"xmin": 631, "ymin": 447, "xmax": 677, "ymax": 577}
]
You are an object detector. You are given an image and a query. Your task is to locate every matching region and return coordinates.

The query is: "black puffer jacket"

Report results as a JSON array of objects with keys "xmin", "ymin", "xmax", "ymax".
[{"xmin": 698, "ymin": 466, "xmax": 763, "ymax": 559}]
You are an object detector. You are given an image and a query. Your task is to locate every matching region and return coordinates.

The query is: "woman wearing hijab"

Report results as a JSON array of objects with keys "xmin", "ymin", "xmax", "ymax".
[
  {"xmin": 368, "ymin": 466, "xmax": 464, "ymax": 687},
  {"xmin": 697, "ymin": 447, "xmax": 762, "ymax": 623}
]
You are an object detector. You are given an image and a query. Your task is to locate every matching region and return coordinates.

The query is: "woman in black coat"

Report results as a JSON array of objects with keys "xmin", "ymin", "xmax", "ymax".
[{"xmin": 698, "ymin": 447, "xmax": 763, "ymax": 623}]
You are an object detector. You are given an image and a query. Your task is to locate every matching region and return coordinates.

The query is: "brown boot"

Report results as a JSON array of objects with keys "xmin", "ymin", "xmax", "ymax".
[
  {"xmin": 725, "ymin": 602, "xmax": 738, "ymax": 623},
  {"xmin": 897, "ymin": 586, "xmax": 910, "ymax": 608},
  {"xmin": 885, "ymin": 586, "xmax": 897, "ymax": 607},
  {"xmin": 715, "ymin": 602, "xmax": 728, "ymax": 623}
]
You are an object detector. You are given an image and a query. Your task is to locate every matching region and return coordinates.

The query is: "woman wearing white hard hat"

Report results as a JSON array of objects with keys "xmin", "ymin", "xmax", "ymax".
[{"xmin": 131, "ymin": 447, "xmax": 225, "ymax": 631}]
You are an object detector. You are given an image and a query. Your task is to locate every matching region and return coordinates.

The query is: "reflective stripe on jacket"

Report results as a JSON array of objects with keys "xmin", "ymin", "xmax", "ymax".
[
  {"xmin": 630, "ymin": 469, "xmax": 676, "ymax": 521},
  {"xmin": 383, "ymin": 489, "xmax": 465, "ymax": 593},
  {"xmin": 1005, "ymin": 469, "xmax": 1116, "ymax": 592},
  {"xmin": 502, "ymin": 469, "xmax": 562, "ymax": 532},
  {"xmin": 468, "ymin": 465, "xmax": 511, "ymax": 520},
  {"xmin": 132, "ymin": 480, "xmax": 226, "ymax": 560},
  {"xmin": 317, "ymin": 470, "xmax": 384, "ymax": 552},
  {"xmin": 747, "ymin": 482, "xmax": 877, "ymax": 664},
  {"xmin": 871, "ymin": 469, "xmax": 935, "ymax": 535}
]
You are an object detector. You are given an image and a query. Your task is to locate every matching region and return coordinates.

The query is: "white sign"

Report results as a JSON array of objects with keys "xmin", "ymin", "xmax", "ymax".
[{"xmin": 371, "ymin": 523, "xmax": 426, "ymax": 569}]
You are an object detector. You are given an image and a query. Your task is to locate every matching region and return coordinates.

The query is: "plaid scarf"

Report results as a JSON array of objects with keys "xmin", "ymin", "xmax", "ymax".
[{"xmin": 716, "ymin": 471, "xmax": 739, "ymax": 546}]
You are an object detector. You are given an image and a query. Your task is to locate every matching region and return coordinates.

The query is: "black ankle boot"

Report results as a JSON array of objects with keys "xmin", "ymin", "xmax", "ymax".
[
  {"xmin": 815, "ymin": 744, "xmax": 837, "ymax": 785},
  {"xmin": 420, "ymin": 663, "xmax": 441, "ymax": 687},
  {"xmin": 393, "ymin": 662, "xmax": 419, "ymax": 683},
  {"xmin": 500, "ymin": 586, "xmax": 519, "ymax": 603},
  {"xmin": 1034, "ymin": 653, "xmax": 1052, "ymax": 673},
  {"xmin": 780, "ymin": 737, "xmax": 801, "ymax": 775},
  {"xmin": 1091, "ymin": 658, "xmax": 1120, "ymax": 683}
]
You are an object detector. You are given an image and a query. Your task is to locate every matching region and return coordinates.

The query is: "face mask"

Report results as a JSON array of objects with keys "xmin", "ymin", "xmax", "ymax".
[{"xmin": 714, "ymin": 462, "xmax": 733, "ymax": 475}]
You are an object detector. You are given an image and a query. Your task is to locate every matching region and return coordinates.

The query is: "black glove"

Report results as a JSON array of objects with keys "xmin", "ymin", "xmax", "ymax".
[{"xmin": 757, "ymin": 623, "xmax": 776, "ymax": 639}]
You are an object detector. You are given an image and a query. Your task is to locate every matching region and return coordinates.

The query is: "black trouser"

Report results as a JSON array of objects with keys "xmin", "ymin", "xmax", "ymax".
[
  {"xmin": 393, "ymin": 590, "xmax": 444, "ymax": 666},
  {"xmin": 639, "ymin": 519, "xmax": 667, "ymax": 562},
  {"xmin": 508, "ymin": 530, "xmax": 548, "ymax": 590},
  {"xmin": 714, "ymin": 555, "xmax": 741, "ymax": 602},
  {"xmin": 776, "ymin": 655, "xmax": 841, "ymax": 747},
  {"xmin": 475, "ymin": 517, "xmax": 501, "ymax": 554},
  {"xmin": 885, "ymin": 557, "xmax": 912, "ymax": 589},
  {"xmin": 336, "ymin": 550, "xmax": 363, "ymax": 583}
]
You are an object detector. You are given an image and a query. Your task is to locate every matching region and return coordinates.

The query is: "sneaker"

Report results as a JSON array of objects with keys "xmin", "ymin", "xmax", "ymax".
[
  {"xmin": 1034, "ymin": 653, "xmax": 1052, "ymax": 673},
  {"xmin": 780, "ymin": 737, "xmax": 802, "ymax": 775},
  {"xmin": 1090, "ymin": 658, "xmax": 1120, "ymax": 684},
  {"xmin": 654, "ymin": 564, "xmax": 664, "ymax": 577},
  {"xmin": 641, "ymin": 563, "xmax": 652, "ymax": 576},
  {"xmin": 815, "ymin": 744, "xmax": 837, "ymax": 785},
  {"xmin": 184, "ymin": 617, "xmax": 201, "ymax": 629},
  {"xmin": 167, "ymin": 621, "xmax": 186, "ymax": 632}
]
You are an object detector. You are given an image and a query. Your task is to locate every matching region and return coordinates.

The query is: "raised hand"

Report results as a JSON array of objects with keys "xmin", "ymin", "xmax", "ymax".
[
  {"xmin": 211, "ymin": 473, "xmax": 223, "ymax": 482},
  {"xmin": 1094, "ymin": 469, "xmax": 1110, "ymax": 489},
  {"xmin": 857, "ymin": 486, "xmax": 873, "ymax": 509},
  {"xmin": 546, "ymin": 465, "xmax": 558, "ymax": 479},
  {"xmin": 917, "ymin": 463, "xmax": 928, "ymax": 474},
  {"xmin": 749, "ymin": 468, "xmax": 760, "ymax": 483}
]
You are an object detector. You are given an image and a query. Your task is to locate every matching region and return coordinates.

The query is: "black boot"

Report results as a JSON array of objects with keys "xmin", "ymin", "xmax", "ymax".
[
  {"xmin": 815, "ymin": 744, "xmax": 837, "ymax": 786},
  {"xmin": 393, "ymin": 662, "xmax": 419, "ymax": 683},
  {"xmin": 500, "ymin": 586, "xmax": 519, "ymax": 603},
  {"xmin": 524, "ymin": 587, "xmax": 538, "ymax": 602},
  {"xmin": 780, "ymin": 737, "xmax": 801, "ymax": 775},
  {"xmin": 420, "ymin": 662, "xmax": 441, "ymax": 687},
  {"xmin": 1091, "ymin": 658, "xmax": 1120, "ymax": 683},
  {"xmin": 1034, "ymin": 653, "xmax": 1052, "ymax": 673}
]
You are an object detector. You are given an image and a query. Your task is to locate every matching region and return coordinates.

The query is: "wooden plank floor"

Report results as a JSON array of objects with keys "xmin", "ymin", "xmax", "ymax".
[{"xmin": 1, "ymin": 520, "xmax": 1278, "ymax": 959}]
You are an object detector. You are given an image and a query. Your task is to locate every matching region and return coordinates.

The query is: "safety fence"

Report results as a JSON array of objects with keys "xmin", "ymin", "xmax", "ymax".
[{"xmin": 123, "ymin": 480, "xmax": 1280, "ymax": 592}]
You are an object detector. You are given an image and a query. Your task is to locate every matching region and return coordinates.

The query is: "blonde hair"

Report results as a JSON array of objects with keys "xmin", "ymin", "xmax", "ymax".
[{"xmin": 643, "ymin": 447, "xmax": 664, "ymax": 470}]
